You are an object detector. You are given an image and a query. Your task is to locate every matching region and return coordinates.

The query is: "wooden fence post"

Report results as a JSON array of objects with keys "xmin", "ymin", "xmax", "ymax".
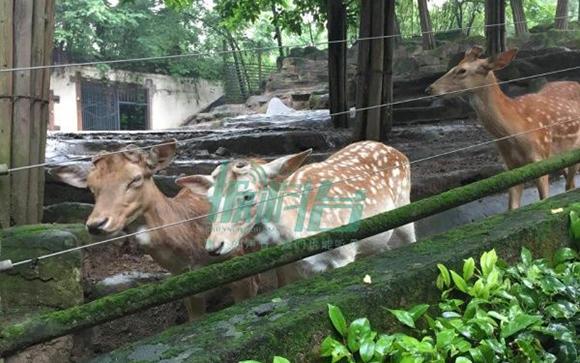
[
  {"xmin": 0, "ymin": 0, "xmax": 14, "ymax": 228},
  {"xmin": 0, "ymin": 0, "xmax": 55, "ymax": 227}
]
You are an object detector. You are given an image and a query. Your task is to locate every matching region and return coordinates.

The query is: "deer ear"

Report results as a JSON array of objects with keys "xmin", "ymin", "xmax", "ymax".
[
  {"xmin": 175, "ymin": 175, "xmax": 214, "ymax": 195},
  {"xmin": 484, "ymin": 48, "xmax": 518, "ymax": 71},
  {"xmin": 148, "ymin": 139, "xmax": 177, "ymax": 172},
  {"xmin": 462, "ymin": 46, "xmax": 485, "ymax": 62},
  {"xmin": 262, "ymin": 149, "xmax": 312, "ymax": 180},
  {"xmin": 49, "ymin": 163, "xmax": 91, "ymax": 189}
]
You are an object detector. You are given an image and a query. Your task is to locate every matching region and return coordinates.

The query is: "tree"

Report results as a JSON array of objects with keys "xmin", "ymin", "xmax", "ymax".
[
  {"xmin": 327, "ymin": 0, "xmax": 348, "ymax": 128},
  {"xmin": 510, "ymin": 0, "xmax": 528, "ymax": 35},
  {"xmin": 417, "ymin": 0, "xmax": 435, "ymax": 50},
  {"xmin": 485, "ymin": 0, "xmax": 506, "ymax": 56},
  {"xmin": 354, "ymin": 0, "xmax": 395, "ymax": 141},
  {"xmin": 555, "ymin": 0, "xmax": 569, "ymax": 29}
]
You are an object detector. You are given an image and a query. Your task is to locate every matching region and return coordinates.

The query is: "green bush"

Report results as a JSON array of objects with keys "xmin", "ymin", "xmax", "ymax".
[{"xmin": 243, "ymin": 247, "xmax": 579, "ymax": 363}]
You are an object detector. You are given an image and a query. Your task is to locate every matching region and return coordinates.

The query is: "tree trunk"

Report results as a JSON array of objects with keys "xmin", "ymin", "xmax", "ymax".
[
  {"xmin": 327, "ymin": 0, "xmax": 348, "ymax": 128},
  {"xmin": 354, "ymin": 0, "xmax": 387, "ymax": 141},
  {"xmin": 417, "ymin": 0, "xmax": 435, "ymax": 50},
  {"xmin": 227, "ymin": 36, "xmax": 248, "ymax": 100},
  {"xmin": 271, "ymin": 2, "xmax": 285, "ymax": 60},
  {"xmin": 485, "ymin": 0, "xmax": 506, "ymax": 56},
  {"xmin": 354, "ymin": 0, "xmax": 371, "ymax": 140},
  {"xmin": 510, "ymin": 0, "xmax": 528, "ymax": 35},
  {"xmin": 555, "ymin": 0, "xmax": 569, "ymax": 29},
  {"xmin": 394, "ymin": 13, "xmax": 402, "ymax": 46},
  {"xmin": 380, "ymin": 0, "xmax": 395, "ymax": 140}
]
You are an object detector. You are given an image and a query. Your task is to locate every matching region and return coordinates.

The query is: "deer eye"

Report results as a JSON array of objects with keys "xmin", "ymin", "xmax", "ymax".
[
  {"xmin": 128, "ymin": 175, "xmax": 143, "ymax": 189},
  {"xmin": 456, "ymin": 68, "xmax": 467, "ymax": 76},
  {"xmin": 242, "ymin": 192, "xmax": 255, "ymax": 202}
]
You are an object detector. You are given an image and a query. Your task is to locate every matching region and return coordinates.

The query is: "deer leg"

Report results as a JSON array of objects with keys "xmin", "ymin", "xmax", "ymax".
[
  {"xmin": 230, "ymin": 276, "xmax": 259, "ymax": 303},
  {"xmin": 184, "ymin": 295, "xmax": 206, "ymax": 322},
  {"xmin": 508, "ymin": 184, "xmax": 524, "ymax": 210},
  {"xmin": 394, "ymin": 222, "xmax": 416, "ymax": 245},
  {"xmin": 536, "ymin": 175, "xmax": 549, "ymax": 200},
  {"xmin": 566, "ymin": 164, "xmax": 578, "ymax": 190}
]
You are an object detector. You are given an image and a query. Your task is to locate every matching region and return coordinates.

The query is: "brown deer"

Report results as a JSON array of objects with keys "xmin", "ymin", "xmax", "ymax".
[
  {"xmin": 177, "ymin": 141, "xmax": 416, "ymax": 285},
  {"xmin": 426, "ymin": 46, "xmax": 580, "ymax": 209},
  {"xmin": 51, "ymin": 140, "xmax": 258, "ymax": 320}
]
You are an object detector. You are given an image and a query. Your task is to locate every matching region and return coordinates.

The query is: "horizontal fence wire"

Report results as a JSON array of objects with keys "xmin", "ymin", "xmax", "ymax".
[
  {"xmin": 6, "ymin": 62, "xmax": 580, "ymax": 174},
  {"xmin": 5, "ymin": 107, "xmax": 580, "ymax": 270},
  {"xmin": 0, "ymin": 15, "xmax": 576, "ymax": 73}
]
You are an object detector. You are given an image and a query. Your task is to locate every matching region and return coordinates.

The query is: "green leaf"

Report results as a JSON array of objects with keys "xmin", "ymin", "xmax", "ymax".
[
  {"xmin": 569, "ymin": 210, "xmax": 580, "ymax": 241},
  {"xmin": 436, "ymin": 329, "xmax": 456, "ymax": 348},
  {"xmin": 455, "ymin": 357, "xmax": 472, "ymax": 363},
  {"xmin": 387, "ymin": 309, "xmax": 415, "ymax": 328},
  {"xmin": 239, "ymin": 361, "xmax": 263, "ymax": 363},
  {"xmin": 450, "ymin": 270, "xmax": 469, "ymax": 293},
  {"xmin": 553, "ymin": 248, "xmax": 576, "ymax": 265},
  {"xmin": 501, "ymin": 313, "xmax": 542, "ymax": 338},
  {"xmin": 480, "ymin": 250, "xmax": 497, "ymax": 277},
  {"xmin": 374, "ymin": 335, "xmax": 394, "ymax": 356},
  {"xmin": 516, "ymin": 338, "xmax": 540, "ymax": 363},
  {"xmin": 463, "ymin": 257, "xmax": 475, "ymax": 281},
  {"xmin": 273, "ymin": 358, "xmax": 290, "ymax": 363},
  {"xmin": 347, "ymin": 318, "xmax": 372, "ymax": 352},
  {"xmin": 359, "ymin": 337, "xmax": 375, "ymax": 363},
  {"xmin": 408, "ymin": 304, "xmax": 429, "ymax": 321},
  {"xmin": 327, "ymin": 304, "xmax": 347, "ymax": 337},
  {"xmin": 437, "ymin": 263, "xmax": 451, "ymax": 287},
  {"xmin": 521, "ymin": 247, "xmax": 532, "ymax": 265},
  {"xmin": 320, "ymin": 337, "xmax": 351, "ymax": 363}
]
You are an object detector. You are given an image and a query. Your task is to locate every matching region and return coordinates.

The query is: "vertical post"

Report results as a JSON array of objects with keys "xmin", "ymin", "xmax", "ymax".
[
  {"xmin": 485, "ymin": 0, "xmax": 506, "ymax": 56},
  {"xmin": 75, "ymin": 71, "xmax": 83, "ymax": 131},
  {"xmin": 381, "ymin": 0, "xmax": 395, "ymax": 141},
  {"xmin": 12, "ymin": 0, "xmax": 34, "ymax": 225},
  {"xmin": 417, "ymin": 0, "xmax": 436, "ymax": 50},
  {"xmin": 327, "ymin": 0, "xmax": 348, "ymax": 128},
  {"xmin": 510, "ymin": 0, "xmax": 528, "ymax": 36},
  {"xmin": 257, "ymin": 50, "xmax": 263, "ymax": 91},
  {"xmin": 555, "ymin": 0, "xmax": 569, "ymax": 29},
  {"xmin": 28, "ymin": 0, "xmax": 47, "ymax": 222},
  {"xmin": 0, "ymin": 0, "xmax": 14, "ymax": 228}
]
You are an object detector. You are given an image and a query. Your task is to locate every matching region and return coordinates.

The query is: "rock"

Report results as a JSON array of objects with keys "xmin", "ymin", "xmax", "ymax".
[
  {"xmin": 43, "ymin": 202, "xmax": 94, "ymax": 224},
  {"xmin": 266, "ymin": 97, "xmax": 295, "ymax": 115},
  {"xmin": 90, "ymin": 271, "xmax": 171, "ymax": 299},
  {"xmin": 214, "ymin": 147, "xmax": 230, "ymax": 157},
  {"xmin": 0, "ymin": 224, "xmax": 86, "ymax": 362},
  {"xmin": 245, "ymin": 95, "xmax": 271, "ymax": 111},
  {"xmin": 309, "ymin": 93, "xmax": 329, "ymax": 109}
]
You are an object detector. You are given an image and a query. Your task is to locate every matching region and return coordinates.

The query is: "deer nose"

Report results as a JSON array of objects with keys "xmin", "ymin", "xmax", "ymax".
[
  {"xmin": 425, "ymin": 86, "xmax": 433, "ymax": 95},
  {"xmin": 207, "ymin": 241, "xmax": 225, "ymax": 256},
  {"xmin": 86, "ymin": 218, "xmax": 109, "ymax": 235}
]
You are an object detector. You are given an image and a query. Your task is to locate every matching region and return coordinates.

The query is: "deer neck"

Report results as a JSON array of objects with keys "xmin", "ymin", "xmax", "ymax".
[{"xmin": 470, "ymin": 73, "xmax": 520, "ymax": 138}]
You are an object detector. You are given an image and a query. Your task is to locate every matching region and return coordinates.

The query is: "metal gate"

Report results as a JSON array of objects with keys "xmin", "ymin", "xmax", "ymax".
[{"xmin": 81, "ymin": 81, "xmax": 148, "ymax": 131}]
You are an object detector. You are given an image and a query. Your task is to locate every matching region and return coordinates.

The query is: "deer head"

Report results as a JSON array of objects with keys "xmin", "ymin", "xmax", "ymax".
[
  {"xmin": 177, "ymin": 150, "xmax": 311, "ymax": 256},
  {"xmin": 50, "ymin": 140, "xmax": 177, "ymax": 235},
  {"xmin": 426, "ymin": 46, "xmax": 518, "ymax": 96}
]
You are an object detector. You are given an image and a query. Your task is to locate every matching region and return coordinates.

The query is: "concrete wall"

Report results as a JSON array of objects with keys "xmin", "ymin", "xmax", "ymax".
[{"xmin": 50, "ymin": 67, "xmax": 223, "ymax": 131}]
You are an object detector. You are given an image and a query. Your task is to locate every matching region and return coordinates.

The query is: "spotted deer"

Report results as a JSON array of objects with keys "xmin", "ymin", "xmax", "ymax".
[
  {"xmin": 177, "ymin": 141, "xmax": 416, "ymax": 285},
  {"xmin": 426, "ymin": 46, "xmax": 580, "ymax": 209},
  {"xmin": 51, "ymin": 140, "xmax": 258, "ymax": 320}
]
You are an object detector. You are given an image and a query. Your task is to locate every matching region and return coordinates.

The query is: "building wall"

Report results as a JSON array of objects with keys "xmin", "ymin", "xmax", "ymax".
[{"xmin": 50, "ymin": 66, "xmax": 223, "ymax": 132}]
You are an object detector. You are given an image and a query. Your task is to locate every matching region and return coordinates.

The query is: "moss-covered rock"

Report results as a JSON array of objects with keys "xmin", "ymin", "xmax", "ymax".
[
  {"xmin": 42, "ymin": 203, "xmax": 94, "ymax": 225},
  {"xmin": 91, "ymin": 189, "xmax": 579, "ymax": 363},
  {"xmin": 0, "ymin": 224, "xmax": 87, "ymax": 325}
]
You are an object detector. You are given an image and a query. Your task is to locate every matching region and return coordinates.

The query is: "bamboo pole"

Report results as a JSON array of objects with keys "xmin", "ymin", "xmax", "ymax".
[
  {"xmin": 0, "ymin": 0, "xmax": 14, "ymax": 228},
  {"xmin": 4, "ymin": 148, "xmax": 580, "ymax": 356},
  {"xmin": 11, "ymin": 0, "xmax": 34, "ymax": 225}
]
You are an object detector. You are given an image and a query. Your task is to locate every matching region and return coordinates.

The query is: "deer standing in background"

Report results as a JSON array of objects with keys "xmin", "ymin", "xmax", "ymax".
[
  {"xmin": 426, "ymin": 46, "xmax": 580, "ymax": 209},
  {"xmin": 177, "ymin": 141, "xmax": 416, "ymax": 286},
  {"xmin": 51, "ymin": 140, "xmax": 258, "ymax": 320}
]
